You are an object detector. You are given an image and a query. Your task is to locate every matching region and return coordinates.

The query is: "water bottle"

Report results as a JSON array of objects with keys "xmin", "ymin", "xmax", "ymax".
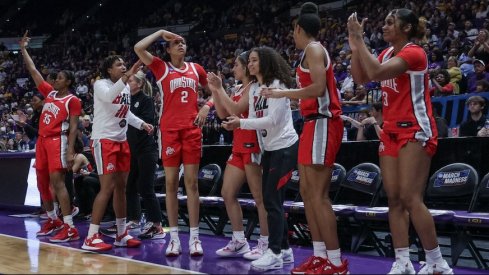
[
  {"xmin": 219, "ymin": 133, "xmax": 225, "ymax": 145},
  {"xmin": 139, "ymin": 212, "xmax": 146, "ymax": 229},
  {"xmin": 342, "ymin": 127, "xmax": 348, "ymax": 142}
]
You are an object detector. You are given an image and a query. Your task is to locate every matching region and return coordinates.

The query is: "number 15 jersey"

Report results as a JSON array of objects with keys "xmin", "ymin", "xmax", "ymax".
[{"xmin": 148, "ymin": 56, "xmax": 207, "ymax": 131}]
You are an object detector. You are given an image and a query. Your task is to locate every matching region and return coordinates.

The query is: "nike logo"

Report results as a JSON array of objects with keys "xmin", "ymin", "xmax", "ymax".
[
  {"xmin": 235, "ymin": 243, "xmax": 246, "ymax": 252},
  {"xmin": 68, "ymin": 232, "xmax": 75, "ymax": 237}
]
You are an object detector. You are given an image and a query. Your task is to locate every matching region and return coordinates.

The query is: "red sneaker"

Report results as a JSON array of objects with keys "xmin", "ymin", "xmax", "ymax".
[
  {"xmin": 49, "ymin": 224, "xmax": 80, "ymax": 242},
  {"xmin": 307, "ymin": 258, "xmax": 349, "ymax": 275},
  {"xmin": 114, "ymin": 230, "xmax": 141, "ymax": 248},
  {"xmin": 37, "ymin": 218, "xmax": 63, "ymax": 236},
  {"xmin": 291, "ymin": 256, "xmax": 328, "ymax": 274},
  {"xmin": 82, "ymin": 233, "xmax": 113, "ymax": 251}
]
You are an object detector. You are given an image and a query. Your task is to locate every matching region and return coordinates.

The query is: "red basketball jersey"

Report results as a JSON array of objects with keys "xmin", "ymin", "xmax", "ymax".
[
  {"xmin": 296, "ymin": 42, "xmax": 342, "ymax": 118},
  {"xmin": 37, "ymin": 81, "xmax": 82, "ymax": 137},
  {"xmin": 230, "ymin": 85, "xmax": 260, "ymax": 153},
  {"xmin": 378, "ymin": 43, "xmax": 437, "ymax": 140},
  {"xmin": 148, "ymin": 57, "xmax": 207, "ymax": 131}
]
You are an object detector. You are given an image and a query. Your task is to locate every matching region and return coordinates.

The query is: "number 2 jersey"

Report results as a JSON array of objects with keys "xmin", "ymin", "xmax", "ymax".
[
  {"xmin": 37, "ymin": 81, "xmax": 81, "ymax": 137},
  {"xmin": 378, "ymin": 43, "xmax": 437, "ymax": 141},
  {"xmin": 148, "ymin": 56, "xmax": 208, "ymax": 131},
  {"xmin": 91, "ymin": 78, "xmax": 144, "ymax": 141}
]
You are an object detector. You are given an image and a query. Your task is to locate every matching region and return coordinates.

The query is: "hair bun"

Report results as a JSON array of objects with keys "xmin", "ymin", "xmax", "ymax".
[{"xmin": 300, "ymin": 2, "xmax": 318, "ymax": 15}]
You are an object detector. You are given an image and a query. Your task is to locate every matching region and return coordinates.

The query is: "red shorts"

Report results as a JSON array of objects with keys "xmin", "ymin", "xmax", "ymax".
[
  {"xmin": 161, "ymin": 128, "xmax": 202, "ymax": 167},
  {"xmin": 379, "ymin": 131, "xmax": 437, "ymax": 157},
  {"xmin": 35, "ymin": 135, "xmax": 68, "ymax": 173},
  {"xmin": 298, "ymin": 117, "xmax": 343, "ymax": 167},
  {"xmin": 227, "ymin": 151, "xmax": 261, "ymax": 170},
  {"xmin": 91, "ymin": 139, "xmax": 131, "ymax": 175}
]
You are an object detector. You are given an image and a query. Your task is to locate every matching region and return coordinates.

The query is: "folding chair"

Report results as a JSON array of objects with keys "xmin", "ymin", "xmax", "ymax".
[
  {"xmin": 333, "ymin": 162, "xmax": 383, "ymax": 254},
  {"xmin": 421, "ymin": 162, "xmax": 479, "ymax": 263},
  {"xmin": 452, "ymin": 172, "xmax": 489, "ymax": 269}
]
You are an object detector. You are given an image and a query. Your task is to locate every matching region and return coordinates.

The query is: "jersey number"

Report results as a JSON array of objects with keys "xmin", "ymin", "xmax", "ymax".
[
  {"xmin": 181, "ymin": 91, "xmax": 188, "ymax": 103},
  {"xmin": 382, "ymin": 92, "xmax": 389, "ymax": 107}
]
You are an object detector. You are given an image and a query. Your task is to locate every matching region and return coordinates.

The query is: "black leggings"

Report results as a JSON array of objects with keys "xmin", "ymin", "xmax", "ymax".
[
  {"xmin": 126, "ymin": 150, "xmax": 162, "ymax": 224},
  {"xmin": 74, "ymin": 173, "xmax": 100, "ymax": 215},
  {"xmin": 262, "ymin": 141, "xmax": 299, "ymax": 254}
]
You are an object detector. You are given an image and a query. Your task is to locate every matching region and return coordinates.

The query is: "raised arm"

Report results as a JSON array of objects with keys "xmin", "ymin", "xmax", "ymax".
[
  {"xmin": 134, "ymin": 29, "xmax": 182, "ymax": 65},
  {"xmin": 348, "ymin": 13, "xmax": 408, "ymax": 82},
  {"xmin": 19, "ymin": 31, "xmax": 44, "ymax": 87},
  {"xmin": 207, "ymin": 72, "xmax": 249, "ymax": 119}
]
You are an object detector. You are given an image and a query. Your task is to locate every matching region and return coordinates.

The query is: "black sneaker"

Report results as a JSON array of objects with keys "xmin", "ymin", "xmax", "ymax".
[
  {"xmin": 138, "ymin": 222, "xmax": 166, "ymax": 239},
  {"xmin": 99, "ymin": 224, "xmax": 117, "ymax": 238}
]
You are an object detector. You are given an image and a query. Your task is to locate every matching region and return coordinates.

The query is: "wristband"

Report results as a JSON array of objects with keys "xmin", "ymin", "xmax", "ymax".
[{"xmin": 205, "ymin": 101, "xmax": 214, "ymax": 108}]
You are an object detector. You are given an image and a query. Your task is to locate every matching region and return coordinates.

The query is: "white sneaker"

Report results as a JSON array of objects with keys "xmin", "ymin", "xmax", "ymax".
[
  {"xmin": 243, "ymin": 238, "xmax": 268, "ymax": 260},
  {"xmin": 166, "ymin": 238, "xmax": 182, "ymax": 256},
  {"xmin": 251, "ymin": 248, "xmax": 283, "ymax": 271},
  {"xmin": 282, "ymin": 248, "xmax": 294, "ymax": 264},
  {"xmin": 216, "ymin": 239, "xmax": 250, "ymax": 257},
  {"xmin": 388, "ymin": 261, "xmax": 415, "ymax": 274},
  {"xmin": 418, "ymin": 260, "xmax": 453, "ymax": 274},
  {"xmin": 189, "ymin": 237, "xmax": 203, "ymax": 256}
]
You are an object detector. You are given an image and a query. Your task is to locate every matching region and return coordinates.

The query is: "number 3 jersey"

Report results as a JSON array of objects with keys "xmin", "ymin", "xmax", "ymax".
[
  {"xmin": 91, "ymin": 78, "xmax": 144, "ymax": 141},
  {"xmin": 37, "ymin": 81, "xmax": 81, "ymax": 137},
  {"xmin": 148, "ymin": 56, "xmax": 207, "ymax": 131}
]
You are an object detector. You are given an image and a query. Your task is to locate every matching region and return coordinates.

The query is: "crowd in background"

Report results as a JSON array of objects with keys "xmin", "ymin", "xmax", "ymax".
[{"xmin": 0, "ymin": 0, "xmax": 489, "ymax": 151}]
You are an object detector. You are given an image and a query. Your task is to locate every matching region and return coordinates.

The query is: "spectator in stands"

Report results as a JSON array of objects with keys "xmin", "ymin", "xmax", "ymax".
[
  {"xmin": 340, "ymin": 65, "xmax": 354, "ymax": 96},
  {"xmin": 356, "ymin": 102, "xmax": 383, "ymax": 141},
  {"xmin": 476, "ymin": 79, "xmax": 489, "ymax": 92},
  {"xmin": 208, "ymin": 51, "xmax": 269, "ymax": 261},
  {"xmin": 20, "ymin": 31, "xmax": 81, "ymax": 243},
  {"xmin": 432, "ymin": 104, "xmax": 448, "ymax": 138},
  {"xmin": 446, "ymin": 56, "xmax": 461, "ymax": 94},
  {"xmin": 346, "ymin": 84, "xmax": 367, "ymax": 105},
  {"xmin": 430, "ymin": 69, "xmax": 455, "ymax": 96},
  {"xmin": 467, "ymin": 59, "xmax": 489, "ymax": 93},
  {"xmin": 125, "ymin": 71, "xmax": 165, "ymax": 240},
  {"xmin": 135, "ymin": 29, "xmax": 210, "ymax": 257},
  {"xmin": 348, "ymin": 9, "xmax": 452, "ymax": 274},
  {"xmin": 222, "ymin": 46, "xmax": 298, "ymax": 272},
  {"xmin": 468, "ymin": 29, "xmax": 489, "ymax": 67},
  {"xmin": 262, "ymin": 3, "xmax": 348, "ymax": 273},
  {"xmin": 428, "ymin": 48, "xmax": 445, "ymax": 74},
  {"xmin": 80, "ymin": 115, "xmax": 91, "ymax": 147},
  {"xmin": 459, "ymin": 95, "xmax": 487, "ymax": 137},
  {"xmin": 82, "ymin": 56, "xmax": 149, "ymax": 252},
  {"xmin": 463, "ymin": 20, "xmax": 479, "ymax": 42}
]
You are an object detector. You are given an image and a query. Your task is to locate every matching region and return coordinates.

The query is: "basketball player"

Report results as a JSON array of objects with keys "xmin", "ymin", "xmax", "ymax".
[
  {"xmin": 207, "ymin": 51, "xmax": 269, "ymax": 260},
  {"xmin": 222, "ymin": 46, "xmax": 298, "ymax": 271},
  {"xmin": 135, "ymin": 30, "xmax": 211, "ymax": 256},
  {"xmin": 82, "ymin": 56, "xmax": 152, "ymax": 251},
  {"xmin": 262, "ymin": 2, "xmax": 348, "ymax": 274},
  {"xmin": 348, "ymin": 9, "xmax": 452, "ymax": 274},
  {"xmin": 20, "ymin": 31, "xmax": 81, "ymax": 243}
]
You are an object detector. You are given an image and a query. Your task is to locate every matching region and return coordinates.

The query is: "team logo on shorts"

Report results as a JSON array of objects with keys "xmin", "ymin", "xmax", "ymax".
[
  {"xmin": 166, "ymin": 146, "xmax": 175, "ymax": 156},
  {"xmin": 107, "ymin": 163, "xmax": 115, "ymax": 172},
  {"xmin": 119, "ymin": 119, "xmax": 127, "ymax": 128},
  {"xmin": 260, "ymin": 129, "xmax": 267, "ymax": 137},
  {"xmin": 134, "ymin": 102, "xmax": 139, "ymax": 108},
  {"xmin": 379, "ymin": 142, "xmax": 385, "ymax": 153}
]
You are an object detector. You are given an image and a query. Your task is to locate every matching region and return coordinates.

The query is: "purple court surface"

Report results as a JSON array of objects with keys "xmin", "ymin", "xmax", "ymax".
[{"xmin": 0, "ymin": 205, "xmax": 486, "ymax": 274}]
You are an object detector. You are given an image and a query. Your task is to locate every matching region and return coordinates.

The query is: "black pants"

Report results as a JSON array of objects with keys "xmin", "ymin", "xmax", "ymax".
[
  {"xmin": 74, "ymin": 173, "xmax": 100, "ymax": 215},
  {"xmin": 65, "ymin": 171, "xmax": 74, "ymax": 206},
  {"xmin": 126, "ymin": 149, "xmax": 162, "ymax": 224},
  {"xmin": 262, "ymin": 140, "xmax": 299, "ymax": 254}
]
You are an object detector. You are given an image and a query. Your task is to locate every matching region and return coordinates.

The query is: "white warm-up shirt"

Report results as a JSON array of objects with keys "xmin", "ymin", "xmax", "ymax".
[
  {"xmin": 91, "ymin": 78, "xmax": 144, "ymax": 141},
  {"xmin": 240, "ymin": 79, "xmax": 298, "ymax": 151}
]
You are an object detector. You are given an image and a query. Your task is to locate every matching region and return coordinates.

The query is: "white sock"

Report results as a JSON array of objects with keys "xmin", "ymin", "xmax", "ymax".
[
  {"xmin": 327, "ymin": 249, "xmax": 342, "ymax": 266},
  {"xmin": 313, "ymin": 241, "xmax": 327, "ymax": 258},
  {"xmin": 259, "ymin": 235, "xmax": 269, "ymax": 243},
  {"xmin": 47, "ymin": 210, "xmax": 58, "ymax": 220},
  {"xmin": 116, "ymin": 218, "xmax": 126, "ymax": 236},
  {"xmin": 170, "ymin": 227, "xmax": 179, "ymax": 240},
  {"xmin": 63, "ymin": 215, "xmax": 74, "ymax": 228},
  {"xmin": 425, "ymin": 246, "xmax": 444, "ymax": 266},
  {"xmin": 190, "ymin": 227, "xmax": 199, "ymax": 241},
  {"xmin": 395, "ymin": 247, "xmax": 411, "ymax": 264},
  {"xmin": 88, "ymin": 224, "xmax": 99, "ymax": 238},
  {"xmin": 53, "ymin": 202, "xmax": 59, "ymax": 213},
  {"xmin": 232, "ymin": 231, "xmax": 246, "ymax": 242}
]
